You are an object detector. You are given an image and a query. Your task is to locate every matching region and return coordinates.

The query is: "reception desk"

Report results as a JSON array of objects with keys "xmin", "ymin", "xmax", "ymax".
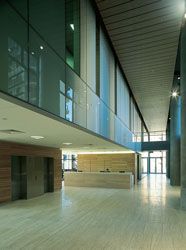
[{"xmin": 64, "ymin": 172, "xmax": 134, "ymax": 189}]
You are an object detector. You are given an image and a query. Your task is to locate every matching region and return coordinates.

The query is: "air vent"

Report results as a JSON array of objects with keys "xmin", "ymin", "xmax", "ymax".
[{"xmin": 0, "ymin": 129, "xmax": 25, "ymax": 134}]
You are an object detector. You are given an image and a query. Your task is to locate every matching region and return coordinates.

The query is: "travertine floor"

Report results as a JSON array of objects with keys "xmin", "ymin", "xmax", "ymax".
[{"xmin": 0, "ymin": 175, "xmax": 186, "ymax": 250}]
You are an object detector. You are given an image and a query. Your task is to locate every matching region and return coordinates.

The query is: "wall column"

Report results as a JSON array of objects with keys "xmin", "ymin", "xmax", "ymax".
[
  {"xmin": 169, "ymin": 78, "xmax": 181, "ymax": 186},
  {"xmin": 181, "ymin": 21, "xmax": 186, "ymax": 209},
  {"xmin": 166, "ymin": 122, "xmax": 170, "ymax": 179}
]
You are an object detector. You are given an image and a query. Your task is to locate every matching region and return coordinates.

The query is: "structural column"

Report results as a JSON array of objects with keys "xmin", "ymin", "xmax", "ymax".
[
  {"xmin": 166, "ymin": 122, "xmax": 170, "ymax": 179},
  {"xmin": 181, "ymin": 21, "xmax": 186, "ymax": 209},
  {"xmin": 169, "ymin": 78, "xmax": 181, "ymax": 186}
]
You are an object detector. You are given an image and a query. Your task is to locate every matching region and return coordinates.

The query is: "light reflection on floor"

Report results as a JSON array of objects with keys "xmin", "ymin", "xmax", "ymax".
[
  {"xmin": 0, "ymin": 174, "xmax": 185, "ymax": 250},
  {"xmin": 140, "ymin": 174, "xmax": 169, "ymax": 207}
]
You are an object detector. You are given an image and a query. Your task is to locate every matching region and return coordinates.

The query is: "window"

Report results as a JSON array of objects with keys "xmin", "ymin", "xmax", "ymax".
[
  {"xmin": 8, "ymin": 38, "xmax": 28, "ymax": 101},
  {"xmin": 65, "ymin": 86, "xmax": 73, "ymax": 121},
  {"xmin": 65, "ymin": 0, "xmax": 80, "ymax": 74},
  {"xmin": 59, "ymin": 80, "xmax": 65, "ymax": 118},
  {"xmin": 96, "ymin": 21, "xmax": 100, "ymax": 97}
]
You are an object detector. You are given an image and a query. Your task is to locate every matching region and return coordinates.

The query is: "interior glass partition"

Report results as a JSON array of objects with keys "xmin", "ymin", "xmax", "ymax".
[
  {"xmin": 143, "ymin": 131, "xmax": 166, "ymax": 142},
  {"xmin": 0, "ymin": 0, "xmax": 144, "ymax": 153}
]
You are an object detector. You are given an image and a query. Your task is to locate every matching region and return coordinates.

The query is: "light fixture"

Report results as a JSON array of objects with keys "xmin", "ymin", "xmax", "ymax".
[
  {"xmin": 70, "ymin": 24, "xmax": 74, "ymax": 31},
  {"xmin": 0, "ymin": 129, "xmax": 24, "ymax": 134},
  {"xmin": 40, "ymin": 46, "xmax": 44, "ymax": 50},
  {"xmin": 184, "ymin": 13, "xmax": 186, "ymax": 19},
  {"xmin": 63, "ymin": 142, "xmax": 72, "ymax": 145},
  {"xmin": 31, "ymin": 51, "xmax": 35, "ymax": 55},
  {"xmin": 178, "ymin": 76, "xmax": 180, "ymax": 80},
  {"xmin": 78, "ymin": 151, "xmax": 134, "ymax": 155},
  {"xmin": 31, "ymin": 135, "xmax": 44, "ymax": 140},
  {"xmin": 172, "ymin": 91, "xmax": 178, "ymax": 97}
]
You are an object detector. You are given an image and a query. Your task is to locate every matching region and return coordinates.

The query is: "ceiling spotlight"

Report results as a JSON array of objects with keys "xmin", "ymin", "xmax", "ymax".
[
  {"xmin": 172, "ymin": 91, "xmax": 178, "ymax": 97},
  {"xmin": 63, "ymin": 142, "xmax": 72, "ymax": 145},
  {"xmin": 31, "ymin": 135, "xmax": 44, "ymax": 140},
  {"xmin": 31, "ymin": 51, "xmax": 35, "ymax": 55},
  {"xmin": 178, "ymin": 76, "xmax": 180, "ymax": 80},
  {"xmin": 184, "ymin": 13, "xmax": 186, "ymax": 19},
  {"xmin": 40, "ymin": 46, "xmax": 44, "ymax": 50},
  {"xmin": 70, "ymin": 24, "xmax": 74, "ymax": 31}
]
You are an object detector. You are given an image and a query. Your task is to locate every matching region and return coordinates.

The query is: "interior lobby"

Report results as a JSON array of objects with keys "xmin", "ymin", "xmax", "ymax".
[{"xmin": 0, "ymin": 0, "xmax": 186, "ymax": 249}]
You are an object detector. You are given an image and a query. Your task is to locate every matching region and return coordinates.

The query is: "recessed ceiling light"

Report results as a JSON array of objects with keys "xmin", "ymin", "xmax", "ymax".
[
  {"xmin": 40, "ymin": 46, "xmax": 44, "ymax": 50},
  {"xmin": 31, "ymin": 51, "xmax": 35, "ymax": 55},
  {"xmin": 70, "ymin": 24, "xmax": 74, "ymax": 31},
  {"xmin": 184, "ymin": 13, "xmax": 186, "ymax": 19},
  {"xmin": 63, "ymin": 142, "xmax": 72, "ymax": 145},
  {"xmin": 178, "ymin": 76, "xmax": 180, "ymax": 80},
  {"xmin": 0, "ymin": 129, "xmax": 24, "ymax": 134},
  {"xmin": 31, "ymin": 135, "xmax": 44, "ymax": 140}
]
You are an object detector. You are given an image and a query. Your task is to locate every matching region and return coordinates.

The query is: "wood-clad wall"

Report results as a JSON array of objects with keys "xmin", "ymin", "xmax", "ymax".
[
  {"xmin": 77, "ymin": 153, "xmax": 137, "ymax": 183},
  {"xmin": 0, "ymin": 141, "xmax": 61, "ymax": 203}
]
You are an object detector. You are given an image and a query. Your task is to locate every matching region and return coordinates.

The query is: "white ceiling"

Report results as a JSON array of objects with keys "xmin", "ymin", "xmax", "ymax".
[
  {"xmin": 0, "ymin": 94, "xmax": 131, "ymax": 154},
  {"xmin": 96, "ymin": 0, "xmax": 184, "ymax": 131}
]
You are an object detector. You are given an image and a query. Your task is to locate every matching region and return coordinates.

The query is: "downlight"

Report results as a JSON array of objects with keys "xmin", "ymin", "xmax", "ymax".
[
  {"xmin": 0, "ymin": 129, "xmax": 25, "ymax": 134},
  {"xmin": 31, "ymin": 136, "xmax": 44, "ymax": 140},
  {"xmin": 63, "ymin": 142, "xmax": 72, "ymax": 145},
  {"xmin": 70, "ymin": 24, "xmax": 74, "ymax": 31}
]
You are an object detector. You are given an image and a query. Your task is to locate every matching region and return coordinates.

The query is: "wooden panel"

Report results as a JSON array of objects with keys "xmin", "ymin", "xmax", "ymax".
[
  {"xmin": 77, "ymin": 153, "xmax": 137, "ymax": 184},
  {"xmin": 0, "ymin": 141, "xmax": 61, "ymax": 203},
  {"xmin": 64, "ymin": 172, "xmax": 134, "ymax": 189}
]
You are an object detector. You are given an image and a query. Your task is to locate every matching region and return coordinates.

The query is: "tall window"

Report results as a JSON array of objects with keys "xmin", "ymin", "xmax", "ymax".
[
  {"xmin": 66, "ymin": 86, "xmax": 73, "ymax": 121},
  {"xmin": 65, "ymin": 0, "xmax": 80, "ymax": 74},
  {"xmin": 8, "ymin": 38, "xmax": 28, "ymax": 101},
  {"xmin": 96, "ymin": 21, "xmax": 100, "ymax": 97}
]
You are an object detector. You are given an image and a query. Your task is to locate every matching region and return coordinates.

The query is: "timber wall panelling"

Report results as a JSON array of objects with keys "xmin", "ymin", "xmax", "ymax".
[
  {"xmin": 0, "ymin": 141, "xmax": 61, "ymax": 203},
  {"xmin": 77, "ymin": 153, "xmax": 137, "ymax": 183}
]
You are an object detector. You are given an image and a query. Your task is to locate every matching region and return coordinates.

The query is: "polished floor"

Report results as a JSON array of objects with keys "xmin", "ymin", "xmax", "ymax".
[{"xmin": 0, "ymin": 175, "xmax": 186, "ymax": 250}]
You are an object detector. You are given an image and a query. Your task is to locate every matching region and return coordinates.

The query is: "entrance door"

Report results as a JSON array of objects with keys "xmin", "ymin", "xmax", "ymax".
[{"xmin": 150, "ymin": 157, "xmax": 163, "ymax": 174}]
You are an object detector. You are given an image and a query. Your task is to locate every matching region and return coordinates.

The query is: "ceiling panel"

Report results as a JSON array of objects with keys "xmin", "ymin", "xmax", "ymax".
[
  {"xmin": 0, "ymin": 96, "xmax": 130, "ymax": 153},
  {"xmin": 96, "ymin": 0, "xmax": 184, "ymax": 131}
]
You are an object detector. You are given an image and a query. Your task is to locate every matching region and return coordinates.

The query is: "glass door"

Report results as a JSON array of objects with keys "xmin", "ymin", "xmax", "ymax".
[
  {"xmin": 141, "ymin": 157, "xmax": 148, "ymax": 173},
  {"xmin": 150, "ymin": 157, "xmax": 163, "ymax": 174},
  {"xmin": 150, "ymin": 158, "xmax": 156, "ymax": 173},
  {"xmin": 156, "ymin": 158, "xmax": 162, "ymax": 173}
]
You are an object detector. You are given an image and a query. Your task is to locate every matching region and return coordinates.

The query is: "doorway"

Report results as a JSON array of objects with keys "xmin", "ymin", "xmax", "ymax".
[
  {"xmin": 11, "ymin": 156, "xmax": 54, "ymax": 201},
  {"xmin": 44, "ymin": 158, "xmax": 54, "ymax": 193},
  {"xmin": 141, "ymin": 151, "xmax": 167, "ymax": 175},
  {"xmin": 150, "ymin": 157, "xmax": 164, "ymax": 174},
  {"xmin": 11, "ymin": 156, "xmax": 27, "ymax": 201},
  {"xmin": 141, "ymin": 157, "xmax": 148, "ymax": 174}
]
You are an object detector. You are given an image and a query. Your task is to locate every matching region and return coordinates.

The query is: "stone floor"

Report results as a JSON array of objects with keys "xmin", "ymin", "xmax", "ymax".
[{"xmin": 0, "ymin": 175, "xmax": 186, "ymax": 250}]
